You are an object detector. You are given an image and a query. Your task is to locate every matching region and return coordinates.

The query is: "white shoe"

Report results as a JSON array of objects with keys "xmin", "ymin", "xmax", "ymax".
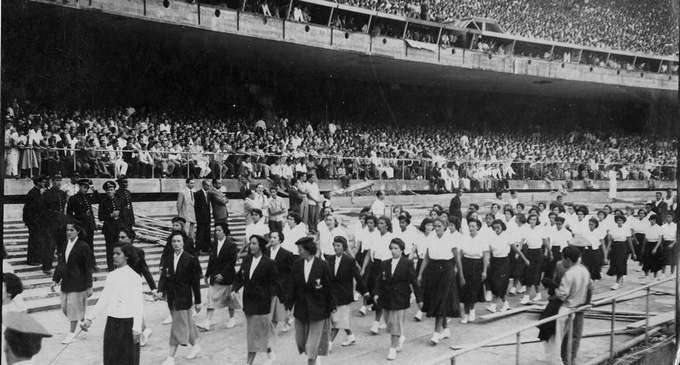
[
  {"xmin": 359, "ymin": 306, "xmax": 367, "ymax": 316},
  {"xmin": 140, "ymin": 328, "xmax": 153, "ymax": 347},
  {"xmin": 519, "ymin": 295, "xmax": 530, "ymax": 305},
  {"xmin": 501, "ymin": 302, "xmax": 511, "ymax": 312},
  {"xmin": 414, "ymin": 310, "xmax": 423, "ymax": 321},
  {"xmin": 263, "ymin": 352, "xmax": 276, "ymax": 365},
  {"xmin": 430, "ymin": 332, "xmax": 440, "ymax": 344},
  {"xmin": 186, "ymin": 344, "xmax": 201, "ymax": 359},
  {"xmin": 509, "ymin": 287, "xmax": 516, "ymax": 295},
  {"xmin": 532, "ymin": 293, "xmax": 542, "ymax": 302},
  {"xmin": 396, "ymin": 335, "xmax": 405, "ymax": 352},
  {"xmin": 440, "ymin": 328, "xmax": 451, "ymax": 339},
  {"xmin": 485, "ymin": 290, "xmax": 492, "ymax": 302},
  {"xmin": 370, "ymin": 321, "xmax": 380, "ymax": 334},
  {"xmin": 342, "ymin": 334, "xmax": 356, "ymax": 346},
  {"xmin": 61, "ymin": 332, "xmax": 77, "ymax": 344},
  {"xmin": 162, "ymin": 315, "xmax": 173, "ymax": 325},
  {"xmin": 469, "ymin": 310, "xmax": 476, "ymax": 322},
  {"xmin": 354, "ymin": 292, "xmax": 362, "ymax": 301},
  {"xmin": 461, "ymin": 315, "xmax": 469, "ymax": 324},
  {"xmin": 226, "ymin": 318, "xmax": 236, "ymax": 329},
  {"xmin": 611, "ymin": 283, "xmax": 620, "ymax": 290},
  {"xmin": 487, "ymin": 304, "xmax": 497, "ymax": 313},
  {"xmin": 387, "ymin": 348, "xmax": 397, "ymax": 360},
  {"xmin": 161, "ymin": 357, "xmax": 175, "ymax": 365},
  {"xmin": 378, "ymin": 322, "xmax": 387, "ymax": 329},
  {"xmin": 518, "ymin": 286, "xmax": 526, "ymax": 294},
  {"xmin": 197, "ymin": 319, "xmax": 210, "ymax": 331},
  {"xmin": 281, "ymin": 323, "xmax": 290, "ymax": 332},
  {"xmin": 287, "ymin": 317, "xmax": 295, "ymax": 325}
]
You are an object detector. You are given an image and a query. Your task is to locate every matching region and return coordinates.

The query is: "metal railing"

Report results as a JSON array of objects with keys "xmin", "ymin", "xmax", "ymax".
[
  {"xmin": 5, "ymin": 146, "xmax": 677, "ymax": 183},
  {"xmin": 423, "ymin": 277, "xmax": 676, "ymax": 365}
]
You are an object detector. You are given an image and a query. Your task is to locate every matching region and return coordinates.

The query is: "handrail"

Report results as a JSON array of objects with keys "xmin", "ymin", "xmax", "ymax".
[{"xmin": 423, "ymin": 277, "xmax": 676, "ymax": 365}]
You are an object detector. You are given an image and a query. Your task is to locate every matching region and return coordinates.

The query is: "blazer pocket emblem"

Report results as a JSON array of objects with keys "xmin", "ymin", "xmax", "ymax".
[
  {"xmin": 314, "ymin": 278, "xmax": 322, "ymax": 289},
  {"xmin": 382, "ymin": 271, "xmax": 387, "ymax": 280}
]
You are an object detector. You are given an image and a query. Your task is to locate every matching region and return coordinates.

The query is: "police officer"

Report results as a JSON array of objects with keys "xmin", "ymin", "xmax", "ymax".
[
  {"xmin": 67, "ymin": 178, "xmax": 99, "ymax": 269},
  {"xmin": 42, "ymin": 174, "xmax": 69, "ymax": 274},
  {"xmin": 99, "ymin": 181, "xmax": 125, "ymax": 271},
  {"xmin": 115, "ymin": 176, "xmax": 135, "ymax": 229},
  {"xmin": 3, "ymin": 311, "xmax": 52, "ymax": 365}
]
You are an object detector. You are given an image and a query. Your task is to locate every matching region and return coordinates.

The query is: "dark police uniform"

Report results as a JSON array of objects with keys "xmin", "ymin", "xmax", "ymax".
[
  {"xmin": 99, "ymin": 181, "xmax": 126, "ymax": 271},
  {"xmin": 67, "ymin": 179, "xmax": 98, "ymax": 268}
]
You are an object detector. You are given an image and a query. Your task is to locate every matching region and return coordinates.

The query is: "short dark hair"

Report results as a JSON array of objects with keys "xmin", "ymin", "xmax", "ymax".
[
  {"xmin": 491, "ymin": 219, "xmax": 506, "ymax": 231},
  {"xmin": 185, "ymin": 178, "xmax": 194, "ymax": 183},
  {"xmin": 118, "ymin": 227, "xmax": 136, "ymax": 241},
  {"xmin": 270, "ymin": 230, "xmax": 284, "ymax": 243},
  {"xmin": 365, "ymin": 215, "xmax": 378, "ymax": 226},
  {"xmin": 468, "ymin": 219, "xmax": 482, "ymax": 230},
  {"xmin": 287, "ymin": 211, "xmax": 302, "ymax": 224},
  {"xmin": 562, "ymin": 246, "xmax": 581, "ymax": 263},
  {"xmin": 295, "ymin": 236, "xmax": 317, "ymax": 255},
  {"xmin": 215, "ymin": 221, "xmax": 231, "ymax": 236},
  {"xmin": 112, "ymin": 242, "xmax": 139, "ymax": 267},
  {"xmin": 419, "ymin": 218, "xmax": 434, "ymax": 233},
  {"xmin": 2, "ymin": 273, "xmax": 24, "ymax": 299},
  {"xmin": 333, "ymin": 236, "xmax": 348, "ymax": 250},
  {"xmin": 390, "ymin": 238, "xmax": 405, "ymax": 252},
  {"xmin": 589, "ymin": 218, "xmax": 599, "ymax": 228},
  {"xmin": 251, "ymin": 208, "xmax": 263, "ymax": 217},
  {"xmin": 447, "ymin": 216, "xmax": 461, "ymax": 231},
  {"xmin": 378, "ymin": 216, "xmax": 392, "ymax": 232},
  {"xmin": 249, "ymin": 235, "xmax": 268, "ymax": 252}
]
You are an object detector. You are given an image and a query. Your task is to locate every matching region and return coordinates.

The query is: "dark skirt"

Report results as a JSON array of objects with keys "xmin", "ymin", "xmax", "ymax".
[
  {"xmin": 606, "ymin": 241, "xmax": 629, "ymax": 277},
  {"xmin": 643, "ymin": 242, "xmax": 664, "ymax": 273},
  {"xmin": 581, "ymin": 246, "xmax": 602, "ymax": 280},
  {"xmin": 510, "ymin": 245, "xmax": 527, "ymax": 279},
  {"xmin": 366, "ymin": 259, "xmax": 381, "ymax": 308},
  {"xmin": 487, "ymin": 256, "xmax": 510, "ymax": 298},
  {"xmin": 537, "ymin": 299, "xmax": 562, "ymax": 342},
  {"xmin": 460, "ymin": 257, "xmax": 485, "ymax": 305},
  {"xmin": 633, "ymin": 233, "xmax": 645, "ymax": 262},
  {"xmin": 523, "ymin": 248, "xmax": 544, "ymax": 286},
  {"xmin": 422, "ymin": 259, "xmax": 460, "ymax": 318},
  {"xmin": 104, "ymin": 317, "xmax": 140, "ymax": 365},
  {"xmin": 544, "ymin": 246, "xmax": 562, "ymax": 281},
  {"xmin": 663, "ymin": 241, "xmax": 677, "ymax": 266}
]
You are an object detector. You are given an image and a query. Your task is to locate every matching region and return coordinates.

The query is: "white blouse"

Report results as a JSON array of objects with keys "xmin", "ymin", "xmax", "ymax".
[
  {"xmin": 661, "ymin": 223, "xmax": 677, "ymax": 241},
  {"xmin": 414, "ymin": 231, "xmax": 432, "ymax": 259},
  {"xmin": 318, "ymin": 222, "xmax": 347, "ymax": 256},
  {"xmin": 87, "ymin": 265, "xmax": 144, "ymax": 333},
  {"xmin": 523, "ymin": 225, "xmax": 546, "ymax": 249},
  {"xmin": 371, "ymin": 231, "xmax": 394, "ymax": 261},
  {"xmin": 460, "ymin": 232, "xmax": 490, "ymax": 259},
  {"xmin": 646, "ymin": 225, "xmax": 663, "ymax": 242},
  {"xmin": 282, "ymin": 223, "xmax": 307, "ymax": 252},
  {"xmin": 629, "ymin": 218, "xmax": 649, "ymax": 234},
  {"xmin": 546, "ymin": 226, "xmax": 573, "ymax": 249},
  {"xmin": 427, "ymin": 231, "xmax": 457, "ymax": 260},
  {"xmin": 393, "ymin": 225, "xmax": 417, "ymax": 256},
  {"xmin": 609, "ymin": 225, "xmax": 632, "ymax": 242},
  {"xmin": 488, "ymin": 231, "xmax": 514, "ymax": 258},
  {"xmin": 583, "ymin": 229, "xmax": 604, "ymax": 249}
]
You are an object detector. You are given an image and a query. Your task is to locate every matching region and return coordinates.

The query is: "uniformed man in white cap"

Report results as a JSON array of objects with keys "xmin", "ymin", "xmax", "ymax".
[{"xmin": 3, "ymin": 311, "xmax": 52, "ymax": 365}]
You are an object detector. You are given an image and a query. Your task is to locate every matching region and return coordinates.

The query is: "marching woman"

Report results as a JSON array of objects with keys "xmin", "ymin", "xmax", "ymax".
[
  {"xmin": 374, "ymin": 238, "xmax": 423, "ymax": 360},
  {"xmin": 317, "ymin": 214, "xmax": 348, "ymax": 260},
  {"xmin": 82, "ymin": 243, "xmax": 144, "ymax": 365},
  {"xmin": 285, "ymin": 237, "xmax": 336, "ymax": 365},
  {"xmin": 158, "ymin": 231, "xmax": 203, "ymax": 365},
  {"xmin": 661, "ymin": 212, "xmax": 677, "ymax": 278},
  {"xmin": 581, "ymin": 218, "xmax": 607, "ymax": 281},
  {"xmin": 642, "ymin": 215, "xmax": 665, "ymax": 282},
  {"xmin": 200, "ymin": 222, "xmax": 239, "ymax": 331},
  {"xmin": 281, "ymin": 212, "xmax": 308, "ymax": 257},
  {"xmin": 417, "ymin": 216, "xmax": 464, "ymax": 345},
  {"xmin": 486, "ymin": 219, "xmax": 529, "ymax": 313},
  {"xmin": 606, "ymin": 215, "xmax": 636, "ymax": 289},
  {"xmin": 358, "ymin": 215, "xmax": 378, "ymax": 316},
  {"xmin": 267, "ymin": 231, "xmax": 295, "ymax": 332},
  {"xmin": 362, "ymin": 216, "xmax": 394, "ymax": 334},
  {"xmin": 509, "ymin": 213, "xmax": 528, "ymax": 295},
  {"xmin": 233, "ymin": 235, "xmax": 280, "ymax": 365},
  {"xmin": 519, "ymin": 214, "xmax": 548, "ymax": 305},
  {"xmin": 630, "ymin": 209, "xmax": 649, "ymax": 272},
  {"xmin": 51, "ymin": 221, "xmax": 93, "ymax": 344},
  {"xmin": 459, "ymin": 219, "xmax": 489, "ymax": 323},
  {"xmin": 412, "ymin": 218, "xmax": 434, "ymax": 321},
  {"xmin": 328, "ymin": 236, "xmax": 367, "ymax": 349}
]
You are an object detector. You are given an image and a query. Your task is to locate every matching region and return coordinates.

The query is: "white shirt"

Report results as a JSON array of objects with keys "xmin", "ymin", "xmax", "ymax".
[
  {"xmin": 245, "ymin": 220, "xmax": 270, "ymax": 242},
  {"xmin": 645, "ymin": 224, "xmax": 662, "ymax": 242},
  {"xmin": 427, "ymin": 231, "xmax": 457, "ymax": 260},
  {"xmin": 318, "ymin": 223, "xmax": 348, "ymax": 256},
  {"xmin": 371, "ymin": 199, "xmax": 385, "ymax": 217},
  {"xmin": 584, "ymin": 229, "xmax": 604, "ymax": 249},
  {"xmin": 173, "ymin": 251, "xmax": 182, "ymax": 271},
  {"xmin": 270, "ymin": 245, "xmax": 280, "ymax": 260},
  {"xmin": 662, "ymin": 222, "xmax": 677, "ymax": 241},
  {"xmin": 630, "ymin": 218, "xmax": 649, "ymax": 234},
  {"xmin": 609, "ymin": 225, "xmax": 631, "ymax": 242},
  {"xmin": 523, "ymin": 225, "xmax": 546, "ymax": 249},
  {"xmin": 547, "ymin": 226, "xmax": 573, "ymax": 249},
  {"xmin": 414, "ymin": 231, "xmax": 431, "ymax": 259},
  {"xmin": 304, "ymin": 258, "xmax": 314, "ymax": 283},
  {"xmin": 390, "ymin": 258, "xmax": 399, "ymax": 275},
  {"xmin": 460, "ymin": 232, "xmax": 490, "ymax": 259},
  {"xmin": 86, "ymin": 265, "xmax": 144, "ymax": 332},
  {"xmin": 307, "ymin": 182, "xmax": 320, "ymax": 206},
  {"xmin": 216, "ymin": 237, "xmax": 226, "ymax": 255},
  {"xmin": 371, "ymin": 231, "xmax": 394, "ymax": 261},
  {"xmin": 488, "ymin": 231, "xmax": 514, "ymax": 258},
  {"xmin": 334, "ymin": 255, "xmax": 342, "ymax": 275},
  {"xmin": 393, "ymin": 225, "xmax": 417, "ymax": 256},
  {"xmin": 250, "ymin": 255, "xmax": 262, "ymax": 279},
  {"xmin": 65, "ymin": 238, "xmax": 77, "ymax": 262},
  {"xmin": 282, "ymin": 223, "xmax": 307, "ymax": 252}
]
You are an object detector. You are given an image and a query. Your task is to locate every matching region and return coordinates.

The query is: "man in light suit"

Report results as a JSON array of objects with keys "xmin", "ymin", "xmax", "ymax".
[
  {"xmin": 177, "ymin": 178, "xmax": 196, "ymax": 239},
  {"xmin": 209, "ymin": 178, "xmax": 229, "ymax": 226}
]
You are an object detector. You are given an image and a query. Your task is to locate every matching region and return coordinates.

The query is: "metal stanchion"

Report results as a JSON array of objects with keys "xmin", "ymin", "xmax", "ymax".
[
  {"xmin": 610, "ymin": 300, "xmax": 616, "ymax": 361},
  {"xmin": 515, "ymin": 332, "xmax": 521, "ymax": 365},
  {"xmin": 566, "ymin": 313, "xmax": 574, "ymax": 365}
]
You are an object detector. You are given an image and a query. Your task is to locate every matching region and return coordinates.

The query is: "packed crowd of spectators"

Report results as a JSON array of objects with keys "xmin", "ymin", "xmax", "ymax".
[
  {"xmin": 325, "ymin": 0, "xmax": 678, "ymax": 56},
  {"xmin": 4, "ymin": 99, "xmax": 678, "ymax": 190}
]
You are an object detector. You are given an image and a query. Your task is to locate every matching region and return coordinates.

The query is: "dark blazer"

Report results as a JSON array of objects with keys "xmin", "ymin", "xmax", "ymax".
[
  {"xmin": 449, "ymin": 195, "xmax": 462, "ymax": 220},
  {"xmin": 208, "ymin": 189, "xmax": 229, "ymax": 223},
  {"xmin": 131, "ymin": 245, "xmax": 157, "ymax": 291},
  {"xmin": 652, "ymin": 200, "xmax": 668, "ymax": 218},
  {"xmin": 158, "ymin": 251, "xmax": 202, "ymax": 311},
  {"xmin": 287, "ymin": 186, "xmax": 304, "ymax": 214},
  {"xmin": 267, "ymin": 247, "xmax": 295, "ymax": 301},
  {"xmin": 327, "ymin": 254, "xmax": 367, "ymax": 306},
  {"xmin": 114, "ymin": 188, "xmax": 135, "ymax": 228},
  {"xmin": 233, "ymin": 255, "xmax": 279, "ymax": 315},
  {"xmin": 285, "ymin": 258, "xmax": 336, "ymax": 322},
  {"xmin": 374, "ymin": 257, "xmax": 422, "ymax": 311},
  {"xmin": 205, "ymin": 236, "xmax": 238, "ymax": 285},
  {"xmin": 53, "ymin": 239, "xmax": 93, "ymax": 292},
  {"xmin": 239, "ymin": 182, "xmax": 252, "ymax": 200},
  {"xmin": 194, "ymin": 189, "xmax": 212, "ymax": 224}
]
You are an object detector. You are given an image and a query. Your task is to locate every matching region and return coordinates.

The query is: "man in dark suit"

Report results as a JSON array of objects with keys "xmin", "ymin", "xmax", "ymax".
[
  {"xmin": 287, "ymin": 177, "xmax": 304, "ymax": 215},
  {"xmin": 232, "ymin": 235, "xmax": 280, "ymax": 365},
  {"xmin": 99, "ymin": 181, "xmax": 125, "ymax": 271},
  {"xmin": 158, "ymin": 231, "xmax": 203, "ymax": 363},
  {"xmin": 199, "ymin": 221, "xmax": 238, "ymax": 331},
  {"xmin": 114, "ymin": 176, "xmax": 135, "ymax": 229},
  {"xmin": 194, "ymin": 180, "xmax": 212, "ymax": 254},
  {"xmin": 66, "ymin": 178, "xmax": 99, "ymax": 269},
  {"xmin": 51, "ymin": 221, "xmax": 93, "ymax": 344},
  {"xmin": 285, "ymin": 237, "xmax": 336, "ymax": 365},
  {"xmin": 24, "ymin": 174, "xmax": 49, "ymax": 266},
  {"xmin": 43, "ymin": 174, "xmax": 69, "ymax": 274},
  {"xmin": 327, "ymin": 236, "xmax": 367, "ymax": 348},
  {"xmin": 652, "ymin": 191, "xmax": 668, "ymax": 217},
  {"xmin": 239, "ymin": 176, "xmax": 252, "ymax": 200},
  {"xmin": 449, "ymin": 188, "xmax": 463, "ymax": 221},
  {"xmin": 266, "ymin": 231, "xmax": 295, "ymax": 331}
]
